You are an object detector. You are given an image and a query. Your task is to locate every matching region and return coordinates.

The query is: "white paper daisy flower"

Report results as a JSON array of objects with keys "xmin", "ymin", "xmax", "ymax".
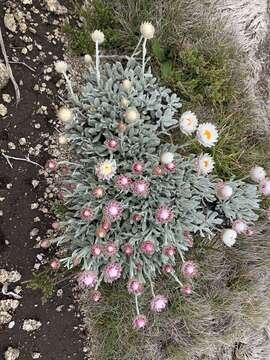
[
  {"xmin": 196, "ymin": 153, "xmax": 214, "ymax": 175},
  {"xmin": 91, "ymin": 30, "xmax": 105, "ymax": 44},
  {"xmin": 196, "ymin": 123, "xmax": 219, "ymax": 147},
  {"xmin": 96, "ymin": 159, "xmax": 117, "ymax": 181},
  {"xmin": 179, "ymin": 111, "xmax": 198, "ymax": 135},
  {"xmin": 140, "ymin": 22, "xmax": 155, "ymax": 39}
]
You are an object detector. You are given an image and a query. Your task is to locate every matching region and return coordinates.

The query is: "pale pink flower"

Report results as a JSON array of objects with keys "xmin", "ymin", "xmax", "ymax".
[
  {"xmin": 132, "ymin": 162, "xmax": 144, "ymax": 174},
  {"xmin": 78, "ymin": 271, "xmax": 97, "ymax": 287},
  {"xmin": 140, "ymin": 240, "xmax": 155, "ymax": 255},
  {"xmin": 104, "ymin": 200, "xmax": 123, "ymax": 221},
  {"xmin": 127, "ymin": 279, "xmax": 144, "ymax": 295},
  {"xmin": 81, "ymin": 207, "xmax": 93, "ymax": 221},
  {"xmin": 50, "ymin": 259, "xmax": 60, "ymax": 269},
  {"xmin": 132, "ymin": 179, "xmax": 150, "ymax": 197},
  {"xmin": 132, "ymin": 315, "xmax": 147, "ymax": 330},
  {"xmin": 122, "ymin": 243, "xmax": 134, "ymax": 256},
  {"xmin": 156, "ymin": 205, "xmax": 174, "ymax": 224},
  {"xmin": 162, "ymin": 246, "xmax": 176, "ymax": 257},
  {"xmin": 181, "ymin": 284, "xmax": 192, "ymax": 296},
  {"xmin": 115, "ymin": 175, "xmax": 131, "ymax": 189},
  {"xmin": 162, "ymin": 264, "xmax": 173, "ymax": 274},
  {"xmin": 103, "ymin": 262, "xmax": 122, "ymax": 283},
  {"xmin": 150, "ymin": 294, "xmax": 168, "ymax": 312},
  {"xmin": 91, "ymin": 244, "xmax": 103, "ymax": 257},
  {"xmin": 104, "ymin": 242, "xmax": 118, "ymax": 257},
  {"xmin": 92, "ymin": 186, "xmax": 105, "ymax": 198},
  {"xmin": 90, "ymin": 290, "xmax": 101, "ymax": 302},
  {"xmin": 105, "ymin": 138, "xmax": 119, "ymax": 151},
  {"xmin": 51, "ymin": 222, "xmax": 60, "ymax": 231},
  {"xmin": 259, "ymin": 178, "xmax": 270, "ymax": 196},
  {"xmin": 181, "ymin": 261, "xmax": 198, "ymax": 278},
  {"xmin": 232, "ymin": 220, "xmax": 248, "ymax": 234},
  {"xmin": 46, "ymin": 159, "xmax": 57, "ymax": 171},
  {"xmin": 100, "ymin": 217, "xmax": 111, "ymax": 231},
  {"xmin": 245, "ymin": 227, "xmax": 256, "ymax": 236},
  {"xmin": 163, "ymin": 161, "xmax": 176, "ymax": 173},
  {"xmin": 40, "ymin": 239, "xmax": 50, "ymax": 249},
  {"xmin": 152, "ymin": 165, "xmax": 164, "ymax": 176},
  {"xmin": 132, "ymin": 213, "xmax": 142, "ymax": 222}
]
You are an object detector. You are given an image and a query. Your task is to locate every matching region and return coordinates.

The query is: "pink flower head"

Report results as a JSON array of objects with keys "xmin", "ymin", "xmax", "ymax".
[
  {"xmin": 163, "ymin": 161, "xmax": 176, "ymax": 173},
  {"xmin": 259, "ymin": 178, "xmax": 270, "ymax": 196},
  {"xmin": 232, "ymin": 220, "xmax": 248, "ymax": 234},
  {"xmin": 132, "ymin": 314, "xmax": 147, "ymax": 330},
  {"xmin": 181, "ymin": 284, "xmax": 192, "ymax": 296},
  {"xmin": 66, "ymin": 183, "xmax": 77, "ymax": 191},
  {"xmin": 152, "ymin": 165, "xmax": 164, "ymax": 176},
  {"xmin": 150, "ymin": 294, "xmax": 168, "ymax": 313},
  {"xmin": 90, "ymin": 290, "xmax": 102, "ymax": 302},
  {"xmin": 46, "ymin": 159, "xmax": 57, "ymax": 171},
  {"xmin": 162, "ymin": 246, "xmax": 176, "ymax": 257},
  {"xmin": 132, "ymin": 162, "xmax": 144, "ymax": 174},
  {"xmin": 78, "ymin": 271, "xmax": 97, "ymax": 287},
  {"xmin": 81, "ymin": 207, "xmax": 93, "ymax": 221},
  {"xmin": 104, "ymin": 241, "xmax": 118, "ymax": 257},
  {"xmin": 156, "ymin": 205, "xmax": 174, "ymax": 224},
  {"xmin": 104, "ymin": 262, "xmax": 122, "ymax": 283},
  {"xmin": 132, "ymin": 179, "xmax": 150, "ymax": 197},
  {"xmin": 58, "ymin": 191, "xmax": 65, "ymax": 200},
  {"xmin": 51, "ymin": 222, "xmax": 60, "ymax": 231},
  {"xmin": 140, "ymin": 240, "xmax": 155, "ymax": 255},
  {"xmin": 162, "ymin": 264, "xmax": 173, "ymax": 274},
  {"xmin": 127, "ymin": 278, "xmax": 144, "ymax": 295},
  {"xmin": 183, "ymin": 229, "xmax": 194, "ymax": 247},
  {"xmin": 91, "ymin": 244, "xmax": 103, "ymax": 257},
  {"xmin": 132, "ymin": 213, "xmax": 142, "ymax": 222},
  {"xmin": 245, "ymin": 227, "xmax": 256, "ymax": 236},
  {"xmin": 122, "ymin": 243, "xmax": 133, "ymax": 256},
  {"xmin": 40, "ymin": 239, "xmax": 50, "ymax": 249},
  {"xmin": 115, "ymin": 175, "xmax": 131, "ymax": 190},
  {"xmin": 117, "ymin": 121, "xmax": 127, "ymax": 133},
  {"xmin": 50, "ymin": 259, "xmax": 60, "ymax": 269},
  {"xmin": 181, "ymin": 261, "xmax": 198, "ymax": 278},
  {"xmin": 101, "ymin": 217, "xmax": 111, "ymax": 231},
  {"xmin": 60, "ymin": 164, "xmax": 69, "ymax": 175},
  {"xmin": 92, "ymin": 186, "xmax": 105, "ymax": 199},
  {"xmin": 105, "ymin": 138, "xmax": 119, "ymax": 151},
  {"xmin": 104, "ymin": 200, "xmax": 123, "ymax": 221}
]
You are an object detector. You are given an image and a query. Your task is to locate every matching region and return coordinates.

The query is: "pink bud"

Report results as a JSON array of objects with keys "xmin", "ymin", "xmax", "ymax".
[
  {"xmin": 51, "ymin": 222, "xmax": 60, "ymax": 231},
  {"xmin": 50, "ymin": 259, "xmax": 60, "ymax": 269},
  {"xmin": 181, "ymin": 261, "xmax": 198, "ymax": 278},
  {"xmin": 162, "ymin": 264, "xmax": 173, "ymax": 274},
  {"xmin": 132, "ymin": 213, "xmax": 142, "ymax": 222},
  {"xmin": 90, "ymin": 290, "xmax": 102, "ymax": 302},
  {"xmin": 40, "ymin": 239, "xmax": 50, "ymax": 249},
  {"xmin": 92, "ymin": 186, "xmax": 105, "ymax": 199},
  {"xmin": 181, "ymin": 284, "xmax": 192, "ymax": 296},
  {"xmin": 152, "ymin": 165, "xmax": 163, "ymax": 176},
  {"xmin": 132, "ymin": 315, "xmax": 147, "ymax": 330},
  {"xmin": 46, "ymin": 159, "xmax": 57, "ymax": 171},
  {"xmin": 162, "ymin": 246, "xmax": 176, "ymax": 257},
  {"xmin": 122, "ymin": 243, "xmax": 133, "ymax": 256},
  {"xmin": 132, "ymin": 162, "xmax": 144, "ymax": 174}
]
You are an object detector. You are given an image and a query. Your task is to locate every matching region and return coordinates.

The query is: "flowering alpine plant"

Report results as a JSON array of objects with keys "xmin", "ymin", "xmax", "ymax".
[{"xmin": 51, "ymin": 22, "xmax": 269, "ymax": 330}]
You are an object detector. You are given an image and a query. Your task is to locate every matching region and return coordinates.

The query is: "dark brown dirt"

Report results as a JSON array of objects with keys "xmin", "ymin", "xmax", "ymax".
[{"xmin": 0, "ymin": 1, "xmax": 84, "ymax": 359}]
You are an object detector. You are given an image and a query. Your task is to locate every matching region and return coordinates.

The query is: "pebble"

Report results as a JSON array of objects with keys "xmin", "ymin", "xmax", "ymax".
[
  {"xmin": 22, "ymin": 319, "xmax": 42, "ymax": 332},
  {"xmin": 4, "ymin": 13, "xmax": 17, "ymax": 33},
  {"xmin": 4, "ymin": 347, "xmax": 20, "ymax": 360},
  {"xmin": 0, "ymin": 64, "xmax": 10, "ymax": 90},
  {"xmin": 0, "ymin": 299, "xmax": 19, "ymax": 312},
  {"xmin": 32, "ymin": 353, "xmax": 41, "ymax": 359},
  {"xmin": 0, "ymin": 311, "xmax": 12, "ymax": 324},
  {"xmin": 0, "ymin": 104, "xmax": 8, "ymax": 117}
]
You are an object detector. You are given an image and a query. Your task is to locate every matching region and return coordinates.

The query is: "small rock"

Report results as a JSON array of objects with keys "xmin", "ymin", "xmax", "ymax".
[
  {"xmin": 0, "ymin": 64, "xmax": 9, "ymax": 90},
  {"xmin": 32, "ymin": 180, "xmax": 39, "ymax": 188},
  {"xmin": 4, "ymin": 13, "xmax": 17, "ymax": 33},
  {"xmin": 22, "ymin": 319, "xmax": 42, "ymax": 332},
  {"xmin": 45, "ymin": 0, "xmax": 68, "ymax": 15},
  {"xmin": 0, "ymin": 269, "xmax": 9, "ymax": 283},
  {"xmin": 8, "ymin": 321, "xmax": 15, "ymax": 329},
  {"xmin": 4, "ymin": 347, "xmax": 20, "ymax": 360},
  {"xmin": 19, "ymin": 137, "xmax": 27, "ymax": 145},
  {"xmin": 0, "ymin": 104, "xmax": 8, "ymax": 117},
  {"xmin": 0, "ymin": 311, "xmax": 12, "ymax": 324},
  {"xmin": 32, "ymin": 352, "xmax": 41, "ymax": 359},
  {"xmin": 0, "ymin": 299, "xmax": 19, "ymax": 312},
  {"xmin": 7, "ymin": 271, "xmax": 21, "ymax": 283},
  {"xmin": 2, "ymin": 94, "xmax": 12, "ymax": 103},
  {"xmin": 22, "ymin": 0, "xmax": 32, "ymax": 4}
]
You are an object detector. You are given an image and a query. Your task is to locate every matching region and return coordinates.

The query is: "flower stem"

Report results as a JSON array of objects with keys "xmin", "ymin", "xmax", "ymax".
[
  {"xmin": 132, "ymin": 35, "xmax": 143, "ymax": 57},
  {"xmin": 142, "ymin": 38, "xmax": 147, "ymax": 77},
  {"xmin": 135, "ymin": 295, "xmax": 140, "ymax": 315},
  {"xmin": 171, "ymin": 271, "xmax": 183, "ymax": 287},
  {"xmin": 63, "ymin": 72, "xmax": 76, "ymax": 101},
  {"xmin": 96, "ymin": 41, "xmax": 100, "ymax": 85}
]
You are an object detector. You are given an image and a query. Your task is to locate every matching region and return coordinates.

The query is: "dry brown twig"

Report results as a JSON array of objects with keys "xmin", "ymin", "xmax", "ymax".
[{"xmin": 0, "ymin": 24, "xmax": 21, "ymax": 105}]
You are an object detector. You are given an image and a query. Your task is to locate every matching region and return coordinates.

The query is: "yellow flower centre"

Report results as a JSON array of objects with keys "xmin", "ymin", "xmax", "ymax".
[
  {"xmin": 203, "ymin": 129, "xmax": 212, "ymax": 140},
  {"xmin": 187, "ymin": 118, "xmax": 192, "ymax": 126},
  {"xmin": 203, "ymin": 160, "xmax": 209, "ymax": 168},
  {"xmin": 102, "ymin": 163, "xmax": 113, "ymax": 174}
]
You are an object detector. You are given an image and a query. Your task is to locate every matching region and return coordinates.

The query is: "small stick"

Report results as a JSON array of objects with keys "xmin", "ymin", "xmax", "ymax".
[
  {"xmin": 0, "ymin": 24, "xmax": 21, "ymax": 105},
  {"xmin": 1, "ymin": 153, "xmax": 43, "ymax": 169},
  {"xmin": 9, "ymin": 61, "xmax": 36, "ymax": 72}
]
